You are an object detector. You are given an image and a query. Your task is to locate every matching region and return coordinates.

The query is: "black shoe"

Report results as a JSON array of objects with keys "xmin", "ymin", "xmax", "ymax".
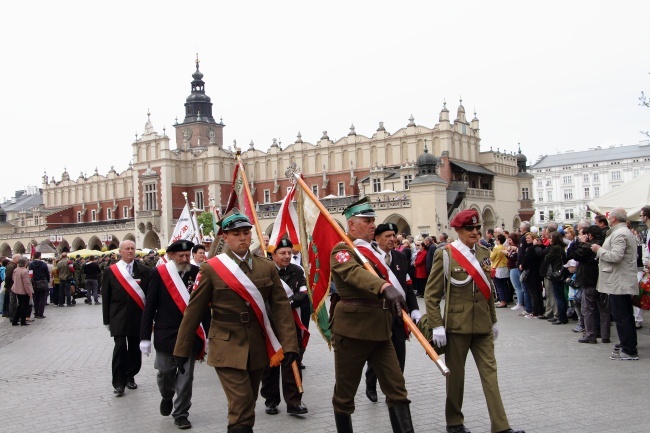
[
  {"xmin": 365, "ymin": 378, "xmax": 378, "ymax": 403},
  {"xmin": 299, "ymin": 362, "xmax": 305, "ymax": 369},
  {"xmin": 126, "ymin": 381, "xmax": 138, "ymax": 389},
  {"xmin": 35, "ymin": 315, "xmax": 46, "ymax": 319},
  {"xmin": 114, "ymin": 386, "xmax": 125, "ymax": 396},
  {"xmin": 447, "ymin": 425, "xmax": 472, "ymax": 433},
  {"xmin": 601, "ymin": 338, "xmax": 611, "ymax": 343},
  {"xmin": 547, "ymin": 318, "xmax": 559, "ymax": 323},
  {"xmin": 287, "ymin": 402, "xmax": 308, "ymax": 415},
  {"xmin": 537, "ymin": 315, "xmax": 548, "ymax": 320},
  {"xmin": 11, "ymin": 322, "xmax": 19, "ymax": 326},
  {"xmin": 552, "ymin": 321, "xmax": 568, "ymax": 325},
  {"xmin": 265, "ymin": 403, "xmax": 279, "ymax": 415},
  {"xmin": 497, "ymin": 429, "xmax": 526, "ymax": 433},
  {"xmin": 174, "ymin": 416, "xmax": 192, "ymax": 429},
  {"xmin": 578, "ymin": 338, "xmax": 597, "ymax": 344},
  {"xmin": 388, "ymin": 403, "xmax": 414, "ymax": 433},
  {"xmin": 160, "ymin": 398, "xmax": 173, "ymax": 416},
  {"xmin": 334, "ymin": 412, "xmax": 353, "ymax": 433},
  {"xmin": 21, "ymin": 323, "xmax": 29, "ymax": 326}
]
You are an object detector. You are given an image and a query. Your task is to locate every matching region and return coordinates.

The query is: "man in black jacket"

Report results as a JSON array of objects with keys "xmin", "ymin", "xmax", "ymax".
[
  {"xmin": 84, "ymin": 256, "xmax": 101, "ymax": 305},
  {"xmin": 140, "ymin": 240, "xmax": 208, "ymax": 430},
  {"xmin": 29, "ymin": 252, "xmax": 50, "ymax": 318},
  {"xmin": 573, "ymin": 225, "xmax": 610, "ymax": 343}
]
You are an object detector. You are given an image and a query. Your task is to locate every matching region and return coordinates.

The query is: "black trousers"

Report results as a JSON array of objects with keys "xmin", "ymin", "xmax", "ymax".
[
  {"xmin": 365, "ymin": 319, "xmax": 407, "ymax": 388},
  {"xmin": 12, "ymin": 294, "xmax": 30, "ymax": 325},
  {"xmin": 609, "ymin": 294, "xmax": 638, "ymax": 356},
  {"xmin": 112, "ymin": 335, "xmax": 141, "ymax": 388}
]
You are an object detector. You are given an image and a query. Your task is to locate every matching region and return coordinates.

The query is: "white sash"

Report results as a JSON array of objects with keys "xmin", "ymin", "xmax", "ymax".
[
  {"xmin": 114, "ymin": 261, "xmax": 145, "ymax": 307},
  {"xmin": 450, "ymin": 239, "xmax": 491, "ymax": 289},
  {"xmin": 353, "ymin": 239, "xmax": 406, "ymax": 301}
]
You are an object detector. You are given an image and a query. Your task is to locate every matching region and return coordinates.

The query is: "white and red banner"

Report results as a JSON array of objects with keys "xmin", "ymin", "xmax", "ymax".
[
  {"xmin": 110, "ymin": 262, "xmax": 145, "ymax": 309},
  {"xmin": 353, "ymin": 239, "xmax": 407, "ymax": 301},
  {"xmin": 170, "ymin": 204, "xmax": 200, "ymax": 245},
  {"xmin": 268, "ymin": 184, "xmax": 301, "ymax": 253},
  {"xmin": 279, "ymin": 278, "xmax": 310, "ymax": 349},
  {"xmin": 448, "ymin": 240, "xmax": 491, "ymax": 301},
  {"xmin": 223, "ymin": 163, "xmax": 260, "ymax": 250}
]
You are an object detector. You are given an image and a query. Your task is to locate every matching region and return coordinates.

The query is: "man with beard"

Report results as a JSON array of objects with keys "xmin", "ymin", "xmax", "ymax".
[
  {"xmin": 140, "ymin": 240, "xmax": 209, "ymax": 430},
  {"xmin": 173, "ymin": 210, "xmax": 298, "ymax": 433},
  {"xmin": 364, "ymin": 223, "xmax": 421, "ymax": 404}
]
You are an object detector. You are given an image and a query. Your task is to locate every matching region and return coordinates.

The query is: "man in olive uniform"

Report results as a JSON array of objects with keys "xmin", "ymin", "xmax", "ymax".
[
  {"xmin": 365, "ymin": 223, "xmax": 421, "ymax": 403},
  {"xmin": 173, "ymin": 210, "xmax": 298, "ymax": 433},
  {"xmin": 330, "ymin": 197, "xmax": 413, "ymax": 433},
  {"xmin": 261, "ymin": 238, "xmax": 309, "ymax": 416},
  {"xmin": 425, "ymin": 209, "xmax": 524, "ymax": 433}
]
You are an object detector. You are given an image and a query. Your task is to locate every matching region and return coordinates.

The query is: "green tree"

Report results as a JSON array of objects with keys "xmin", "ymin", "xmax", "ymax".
[{"xmin": 197, "ymin": 211, "xmax": 215, "ymax": 236}]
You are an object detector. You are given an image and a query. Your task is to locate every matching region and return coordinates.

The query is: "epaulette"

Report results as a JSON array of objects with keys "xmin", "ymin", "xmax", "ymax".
[{"xmin": 476, "ymin": 243, "xmax": 490, "ymax": 252}]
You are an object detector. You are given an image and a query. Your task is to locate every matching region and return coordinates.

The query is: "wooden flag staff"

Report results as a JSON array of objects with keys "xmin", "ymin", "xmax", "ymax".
[{"xmin": 292, "ymin": 172, "xmax": 450, "ymax": 377}]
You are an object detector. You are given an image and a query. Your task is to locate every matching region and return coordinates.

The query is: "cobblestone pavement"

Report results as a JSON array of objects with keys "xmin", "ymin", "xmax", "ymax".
[{"xmin": 1, "ymin": 297, "xmax": 649, "ymax": 433}]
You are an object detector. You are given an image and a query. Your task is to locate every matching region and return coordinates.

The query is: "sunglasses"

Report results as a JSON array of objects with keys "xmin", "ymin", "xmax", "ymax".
[{"xmin": 463, "ymin": 225, "xmax": 482, "ymax": 232}]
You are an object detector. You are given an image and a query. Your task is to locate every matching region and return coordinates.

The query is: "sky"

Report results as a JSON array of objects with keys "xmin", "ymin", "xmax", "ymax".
[{"xmin": 1, "ymin": 0, "xmax": 649, "ymax": 202}]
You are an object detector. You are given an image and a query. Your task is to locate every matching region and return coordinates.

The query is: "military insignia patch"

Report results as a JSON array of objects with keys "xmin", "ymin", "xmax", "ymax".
[
  {"xmin": 336, "ymin": 251, "xmax": 351, "ymax": 263},
  {"xmin": 190, "ymin": 272, "xmax": 202, "ymax": 293}
]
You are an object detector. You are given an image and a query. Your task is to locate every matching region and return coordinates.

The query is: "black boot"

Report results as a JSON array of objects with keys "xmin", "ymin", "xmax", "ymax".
[
  {"xmin": 388, "ymin": 403, "xmax": 414, "ymax": 433},
  {"xmin": 365, "ymin": 376, "xmax": 378, "ymax": 403},
  {"xmin": 334, "ymin": 412, "xmax": 353, "ymax": 433},
  {"xmin": 228, "ymin": 426, "xmax": 253, "ymax": 433}
]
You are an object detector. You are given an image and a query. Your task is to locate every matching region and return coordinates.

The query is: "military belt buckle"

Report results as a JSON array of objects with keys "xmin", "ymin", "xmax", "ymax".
[{"xmin": 240, "ymin": 312, "xmax": 250, "ymax": 323}]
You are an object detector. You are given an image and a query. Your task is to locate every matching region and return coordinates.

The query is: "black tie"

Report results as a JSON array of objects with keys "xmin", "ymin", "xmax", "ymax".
[
  {"xmin": 278, "ymin": 268, "xmax": 286, "ymax": 277},
  {"xmin": 470, "ymin": 249, "xmax": 476, "ymax": 256}
]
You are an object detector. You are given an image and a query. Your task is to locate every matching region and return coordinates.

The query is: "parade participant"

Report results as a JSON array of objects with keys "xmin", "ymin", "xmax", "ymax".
[
  {"xmin": 329, "ymin": 197, "xmax": 413, "ymax": 433},
  {"xmin": 173, "ymin": 210, "xmax": 298, "ymax": 433},
  {"xmin": 425, "ymin": 209, "xmax": 524, "ymax": 433},
  {"xmin": 102, "ymin": 240, "xmax": 149, "ymax": 396},
  {"xmin": 261, "ymin": 238, "xmax": 309, "ymax": 416},
  {"xmin": 190, "ymin": 244, "xmax": 206, "ymax": 266},
  {"xmin": 365, "ymin": 223, "xmax": 420, "ymax": 403},
  {"xmin": 140, "ymin": 240, "xmax": 209, "ymax": 430}
]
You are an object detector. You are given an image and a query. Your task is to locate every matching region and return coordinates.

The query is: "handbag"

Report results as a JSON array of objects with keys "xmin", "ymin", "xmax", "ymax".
[
  {"xmin": 490, "ymin": 267, "xmax": 496, "ymax": 279},
  {"xmin": 545, "ymin": 264, "xmax": 562, "ymax": 281},
  {"xmin": 519, "ymin": 269, "xmax": 529, "ymax": 283},
  {"xmin": 633, "ymin": 271, "xmax": 650, "ymax": 310}
]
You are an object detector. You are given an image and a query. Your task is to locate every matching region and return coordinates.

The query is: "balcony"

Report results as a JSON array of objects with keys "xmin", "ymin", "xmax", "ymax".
[
  {"xmin": 466, "ymin": 188, "xmax": 494, "ymax": 198},
  {"xmin": 137, "ymin": 209, "xmax": 161, "ymax": 218}
]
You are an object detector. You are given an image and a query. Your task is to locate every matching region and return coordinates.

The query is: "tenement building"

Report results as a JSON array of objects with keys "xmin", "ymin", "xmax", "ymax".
[
  {"xmin": 530, "ymin": 142, "xmax": 650, "ymax": 227},
  {"xmin": 1, "ymin": 59, "xmax": 533, "ymax": 254}
]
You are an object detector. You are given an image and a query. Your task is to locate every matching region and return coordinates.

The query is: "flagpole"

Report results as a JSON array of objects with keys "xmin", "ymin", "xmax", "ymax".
[
  {"xmin": 293, "ymin": 173, "xmax": 450, "ymax": 377},
  {"xmin": 182, "ymin": 192, "xmax": 200, "ymax": 244},
  {"xmin": 235, "ymin": 151, "xmax": 267, "ymax": 257}
]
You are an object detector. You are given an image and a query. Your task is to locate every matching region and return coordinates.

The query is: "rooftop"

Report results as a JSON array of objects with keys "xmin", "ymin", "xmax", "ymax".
[{"xmin": 531, "ymin": 141, "xmax": 650, "ymax": 170}]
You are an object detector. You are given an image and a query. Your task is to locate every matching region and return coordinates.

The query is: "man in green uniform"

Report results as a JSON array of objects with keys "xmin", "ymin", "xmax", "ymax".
[
  {"xmin": 330, "ymin": 197, "xmax": 414, "ymax": 433},
  {"xmin": 173, "ymin": 210, "xmax": 298, "ymax": 433},
  {"xmin": 425, "ymin": 209, "xmax": 524, "ymax": 433}
]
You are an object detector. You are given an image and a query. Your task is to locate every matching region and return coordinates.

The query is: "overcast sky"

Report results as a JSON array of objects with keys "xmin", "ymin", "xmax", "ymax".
[{"xmin": 2, "ymin": 0, "xmax": 649, "ymax": 202}]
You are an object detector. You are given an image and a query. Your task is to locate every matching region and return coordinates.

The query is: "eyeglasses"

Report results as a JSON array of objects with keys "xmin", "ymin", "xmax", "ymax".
[
  {"xmin": 462, "ymin": 225, "xmax": 481, "ymax": 232},
  {"xmin": 415, "ymin": 243, "xmax": 422, "ymax": 246}
]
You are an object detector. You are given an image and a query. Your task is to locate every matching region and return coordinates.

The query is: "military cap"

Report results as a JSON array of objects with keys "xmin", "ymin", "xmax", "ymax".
[
  {"xmin": 167, "ymin": 240, "xmax": 195, "ymax": 252},
  {"xmin": 450, "ymin": 209, "xmax": 480, "ymax": 228},
  {"xmin": 218, "ymin": 208, "xmax": 253, "ymax": 231},
  {"xmin": 343, "ymin": 197, "xmax": 376, "ymax": 220},
  {"xmin": 274, "ymin": 238, "xmax": 293, "ymax": 251},
  {"xmin": 374, "ymin": 222, "xmax": 399, "ymax": 237}
]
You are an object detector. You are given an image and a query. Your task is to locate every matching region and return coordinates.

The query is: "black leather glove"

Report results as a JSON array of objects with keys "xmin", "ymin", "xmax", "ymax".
[
  {"xmin": 381, "ymin": 285, "xmax": 406, "ymax": 317},
  {"xmin": 282, "ymin": 351, "xmax": 299, "ymax": 368},
  {"xmin": 289, "ymin": 292, "xmax": 308, "ymax": 308},
  {"xmin": 174, "ymin": 356, "xmax": 189, "ymax": 375}
]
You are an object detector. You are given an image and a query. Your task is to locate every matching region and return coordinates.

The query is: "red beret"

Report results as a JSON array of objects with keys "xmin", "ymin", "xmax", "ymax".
[{"xmin": 450, "ymin": 209, "xmax": 480, "ymax": 228}]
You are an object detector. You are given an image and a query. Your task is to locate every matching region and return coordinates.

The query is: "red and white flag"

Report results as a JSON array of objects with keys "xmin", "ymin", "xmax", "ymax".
[
  {"xmin": 170, "ymin": 203, "xmax": 199, "ymax": 245},
  {"xmin": 268, "ymin": 184, "xmax": 300, "ymax": 252}
]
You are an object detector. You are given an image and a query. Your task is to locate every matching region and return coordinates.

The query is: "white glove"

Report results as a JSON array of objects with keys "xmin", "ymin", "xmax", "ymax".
[
  {"xmin": 492, "ymin": 325, "xmax": 499, "ymax": 342},
  {"xmin": 140, "ymin": 340, "xmax": 152, "ymax": 356},
  {"xmin": 431, "ymin": 326, "xmax": 447, "ymax": 348},
  {"xmin": 105, "ymin": 324, "xmax": 110, "ymax": 331},
  {"xmin": 410, "ymin": 309, "xmax": 422, "ymax": 324}
]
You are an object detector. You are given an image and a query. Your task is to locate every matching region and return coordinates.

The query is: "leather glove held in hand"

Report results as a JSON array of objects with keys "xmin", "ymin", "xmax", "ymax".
[
  {"xmin": 492, "ymin": 325, "xmax": 499, "ymax": 342},
  {"xmin": 174, "ymin": 356, "xmax": 189, "ymax": 375},
  {"xmin": 282, "ymin": 351, "xmax": 299, "ymax": 368},
  {"xmin": 381, "ymin": 285, "xmax": 406, "ymax": 317},
  {"xmin": 431, "ymin": 326, "xmax": 447, "ymax": 348}
]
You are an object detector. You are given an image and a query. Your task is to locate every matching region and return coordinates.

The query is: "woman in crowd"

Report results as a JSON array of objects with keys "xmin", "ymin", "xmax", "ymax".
[
  {"xmin": 522, "ymin": 232, "xmax": 544, "ymax": 318},
  {"xmin": 542, "ymin": 231, "xmax": 568, "ymax": 324},
  {"xmin": 413, "ymin": 240, "xmax": 428, "ymax": 297},
  {"xmin": 490, "ymin": 234, "xmax": 510, "ymax": 307},
  {"xmin": 401, "ymin": 239, "xmax": 412, "ymax": 265},
  {"xmin": 506, "ymin": 233, "xmax": 525, "ymax": 311},
  {"xmin": 11, "ymin": 257, "xmax": 33, "ymax": 326}
]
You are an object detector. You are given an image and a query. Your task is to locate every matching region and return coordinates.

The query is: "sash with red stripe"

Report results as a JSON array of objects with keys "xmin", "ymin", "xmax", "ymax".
[
  {"xmin": 110, "ymin": 263, "xmax": 145, "ymax": 310},
  {"xmin": 279, "ymin": 278, "xmax": 310, "ymax": 349},
  {"xmin": 207, "ymin": 254, "xmax": 285, "ymax": 367},
  {"xmin": 448, "ymin": 243, "xmax": 492, "ymax": 301},
  {"xmin": 157, "ymin": 263, "xmax": 207, "ymax": 360}
]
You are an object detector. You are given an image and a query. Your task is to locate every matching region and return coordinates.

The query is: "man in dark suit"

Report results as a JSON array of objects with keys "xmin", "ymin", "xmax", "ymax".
[
  {"xmin": 140, "ymin": 240, "xmax": 209, "ymax": 430},
  {"xmin": 330, "ymin": 198, "xmax": 413, "ymax": 433},
  {"xmin": 173, "ymin": 210, "xmax": 298, "ymax": 433},
  {"xmin": 102, "ymin": 240, "xmax": 149, "ymax": 396},
  {"xmin": 365, "ymin": 223, "xmax": 421, "ymax": 403},
  {"xmin": 261, "ymin": 238, "xmax": 310, "ymax": 416}
]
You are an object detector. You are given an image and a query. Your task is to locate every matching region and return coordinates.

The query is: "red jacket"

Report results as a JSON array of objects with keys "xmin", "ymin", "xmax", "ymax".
[{"xmin": 414, "ymin": 249, "xmax": 428, "ymax": 279}]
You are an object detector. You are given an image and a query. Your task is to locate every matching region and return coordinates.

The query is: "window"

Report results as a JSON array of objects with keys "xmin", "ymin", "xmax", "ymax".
[
  {"xmin": 583, "ymin": 174, "xmax": 589, "ymax": 183},
  {"xmin": 195, "ymin": 190, "xmax": 204, "ymax": 210},
  {"xmin": 583, "ymin": 187, "xmax": 590, "ymax": 199},
  {"xmin": 633, "ymin": 168, "xmax": 640, "ymax": 177},
  {"xmin": 549, "ymin": 210, "xmax": 555, "ymax": 220},
  {"xmin": 34, "ymin": 216, "xmax": 39, "ymax": 225},
  {"xmin": 144, "ymin": 182, "xmax": 157, "ymax": 210},
  {"xmin": 338, "ymin": 182, "xmax": 345, "ymax": 197},
  {"xmin": 521, "ymin": 187, "xmax": 529, "ymax": 200},
  {"xmin": 311, "ymin": 185, "xmax": 318, "ymax": 196},
  {"xmin": 538, "ymin": 191, "xmax": 543, "ymax": 202},
  {"xmin": 372, "ymin": 178, "xmax": 382, "ymax": 193},
  {"xmin": 586, "ymin": 210, "xmax": 591, "ymax": 218},
  {"xmin": 107, "ymin": 208, "xmax": 112, "ymax": 220},
  {"xmin": 611, "ymin": 170, "xmax": 621, "ymax": 180},
  {"xmin": 594, "ymin": 186, "xmax": 600, "ymax": 197},
  {"xmin": 263, "ymin": 189, "xmax": 271, "ymax": 203},
  {"xmin": 123, "ymin": 206, "xmax": 129, "ymax": 219},
  {"xmin": 537, "ymin": 178, "xmax": 542, "ymax": 188},
  {"xmin": 91, "ymin": 210, "xmax": 97, "ymax": 222},
  {"xmin": 563, "ymin": 189, "xmax": 573, "ymax": 200},
  {"xmin": 545, "ymin": 177, "xmax": 551, "ymax": 186},
  {"xmin": 539, "ymin": 211, "xmax": 545, "ymax": 222},
  {"xmin": 77, "ymin": 211, "xmax": 82, "ymax": 223},
  {"xmin": 593, "ymin": 172, "xmax": 599, "ymax": 182},
  {"xmin": 404, "ymin": 174, "xmax": 413, "ymax": 190},
  {"xmin": 563, "ymin": 175, "xmax": 572, "ymax": 185},
  {"xmin": 565, "ymin": 208, "xmax": 574, "ymax": 220},
  {"xmin": 547, "ymin": 191, "xmax": 553, "ymax": 201}
]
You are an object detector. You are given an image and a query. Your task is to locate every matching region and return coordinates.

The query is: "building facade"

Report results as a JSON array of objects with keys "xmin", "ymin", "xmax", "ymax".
[
  {"xmin": 1, "ymin": 59, "xmax": 534, "ymax": 255},
  {"xmin": 530, "ymin": 142, "xmax": 650, "ymax": 227}
]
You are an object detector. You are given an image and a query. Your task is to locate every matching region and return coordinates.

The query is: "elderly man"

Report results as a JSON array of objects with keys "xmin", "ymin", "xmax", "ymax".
[
  {"xmin": 330, "ymin": 197, "xmax": 413, "ymax": 433},
  {"xmin": 425, "ymin": 209, "xmax": 524, "ymax": 433},
  {"xmin": 3, "ymin": 254, "xmax": 21, "ymax": 318},
  {"xmin": 140, "ymin": 240, "xmax": 209, "ymax": 430},
  {"xmin": 364, "ymin": 222, "xmax": 421, "ymax": 404},
  {"xmin": 29, "ymin": 252, "xmax": 50, "ymax": 318},
  {"xmin": 174, "ymin": 210, "xmax": 298, "ymax": 433},
  {"xmin": 102, "ymin": 240, "xmax": 150, "ymax": 396},
  {"xmin": 591, "ymin": 208, "xmax": 640, "ymax": 360}
]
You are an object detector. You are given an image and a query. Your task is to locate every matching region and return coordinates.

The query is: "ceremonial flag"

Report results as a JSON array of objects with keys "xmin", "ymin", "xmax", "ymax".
[
  {"xmin": 268, "ymin": 184, "xmax": 301, "ymax": 253},
  {"xmin": 170, "ymin": 203, "xmax": 199, "ymax": 245}
]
